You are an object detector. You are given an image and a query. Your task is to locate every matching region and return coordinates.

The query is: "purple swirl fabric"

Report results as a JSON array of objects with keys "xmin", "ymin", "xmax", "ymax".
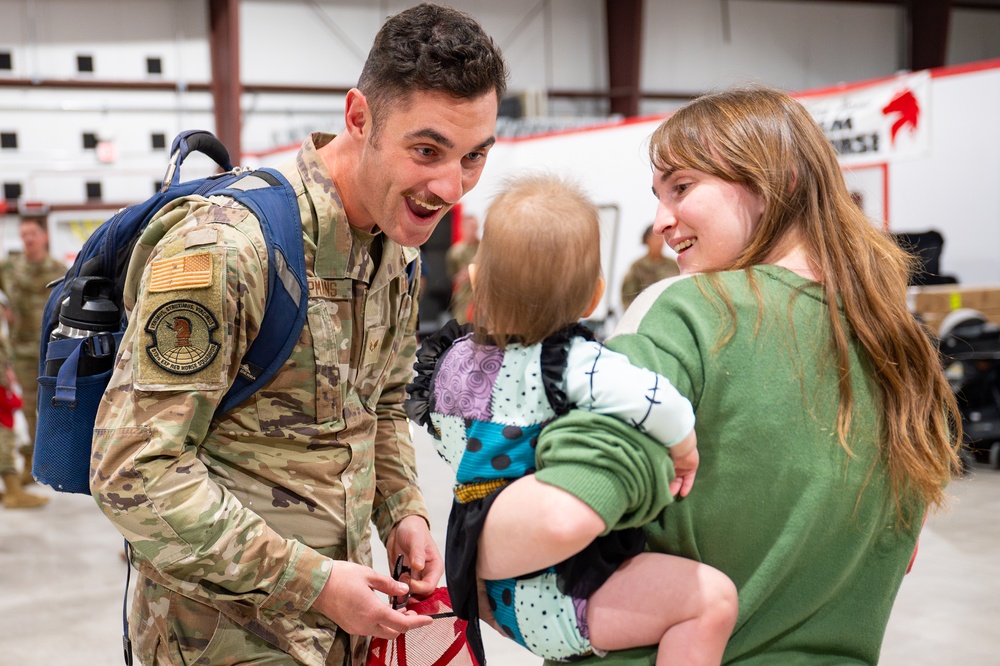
[{"xmin": 434, "ymin": 340, "xmax": 502, "ymax": 421}]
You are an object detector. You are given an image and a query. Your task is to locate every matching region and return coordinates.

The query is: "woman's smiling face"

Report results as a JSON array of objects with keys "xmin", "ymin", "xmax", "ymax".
[{"xmin": 651, "ymin": 167, "xmax": 766, "ymax": 274}]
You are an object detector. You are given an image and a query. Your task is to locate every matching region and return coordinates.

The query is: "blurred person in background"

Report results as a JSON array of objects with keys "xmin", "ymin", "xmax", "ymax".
[
  {"xmin": 0, "ymin": 211, "xmax": 67, "ymax": 485},
  {"xmin": 620, "ymin": 223, "xmax": 679, "ymax": 311},
  {"xmin": 446, "ymin": 214, "xmax": 480, "ymax": 324}
]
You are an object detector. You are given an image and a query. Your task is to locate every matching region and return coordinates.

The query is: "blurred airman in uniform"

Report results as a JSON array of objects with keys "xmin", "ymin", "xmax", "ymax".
[
  {"xmin": 445, "ymin": 214, "xmax": 479, "ymax": 324},
  {"xmin": 620, "ymin": 223, "xmax": 679, "ymax": 311},
  {"xmin": 0, "ymin": 288, "xmax": 47, "ymax": 508},
  {"xmin": 0, "ymin": 211, "xmax": 68, "ymax": 484}
]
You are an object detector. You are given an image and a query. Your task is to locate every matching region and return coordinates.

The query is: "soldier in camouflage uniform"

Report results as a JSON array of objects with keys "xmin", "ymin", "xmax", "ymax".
[
  {"xmin": 619, "ymin": 224, "xmax": 679, "ymax": 311},
  {"xmin": 90, "ymin": 4, "xmax": 508, "ymax": 665},
  {"xmin": 444, "ymin": 215, "xmax": 479, "ymax": 324},
  {"xmin": 0, "ymin": 214, "xmax": 68, "ymax": 483},
  {"xmin": 0, "ymin": 288, "xmax": 48, "ymax": 508}
]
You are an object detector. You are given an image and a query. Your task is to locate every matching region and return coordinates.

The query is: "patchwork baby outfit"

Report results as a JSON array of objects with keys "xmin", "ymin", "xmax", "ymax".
[{"xmin": 406, "ymin": 321, "xmax": 695, "ymax": 663}]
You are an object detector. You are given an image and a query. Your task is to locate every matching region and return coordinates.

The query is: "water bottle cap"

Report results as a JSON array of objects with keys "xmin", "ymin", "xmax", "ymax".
[{"xmin": 58, "ymin": 276, "xmax": 120, "ymax": 332}]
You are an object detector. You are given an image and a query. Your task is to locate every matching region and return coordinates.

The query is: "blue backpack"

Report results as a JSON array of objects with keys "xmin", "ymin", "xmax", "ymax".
[{"xmin": 32, "ymin": 130, "xmax": 308, "ymax": 494}]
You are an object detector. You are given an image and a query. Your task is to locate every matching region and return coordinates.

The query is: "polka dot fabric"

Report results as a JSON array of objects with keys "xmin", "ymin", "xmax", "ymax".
[
  {"xmin": 515, "ymin": 571, "xmax": 591, "ymax": 661},
  {"xmin": 490, "ymin": 346, "xmax": 555, "ymax": 427},
  {"xmin": 454, "ymin": 420, "xmax": 541, "ymax": 483},
  {"xmin": 429, "ymin": 412, "xmax": 467, "ymax": 471},
  {"xmin": 484, "ymin": 569, "xmax": 591, "ymax": 661}
]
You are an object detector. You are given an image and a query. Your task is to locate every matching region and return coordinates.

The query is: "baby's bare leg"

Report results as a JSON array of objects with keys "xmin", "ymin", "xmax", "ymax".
[{"xmin": 586, "ymin": 553, "xmax": 737, "ymax": 665}]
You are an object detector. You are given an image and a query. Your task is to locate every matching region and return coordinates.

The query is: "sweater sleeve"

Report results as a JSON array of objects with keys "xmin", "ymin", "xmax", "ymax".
[
  {"xmin": 535, "ymin": 410, "xmax": 675, "ymax": 534},
  {"xmin": 536, "ymin": 286, "xmax": 705, "ymax": 533}
]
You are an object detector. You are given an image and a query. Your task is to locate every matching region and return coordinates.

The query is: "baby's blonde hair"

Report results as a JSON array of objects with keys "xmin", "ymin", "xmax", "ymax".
[{"xmin": 473, "ymin": 173, "xmax": 601, "ymax": 348}]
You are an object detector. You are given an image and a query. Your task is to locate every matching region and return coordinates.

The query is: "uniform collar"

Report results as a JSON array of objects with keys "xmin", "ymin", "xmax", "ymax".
[{"xmin": 292, "ymin": 133, "xmax": 417, "ymax": 286}]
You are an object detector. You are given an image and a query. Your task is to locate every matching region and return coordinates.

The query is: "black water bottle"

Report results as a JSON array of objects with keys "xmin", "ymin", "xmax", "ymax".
[{"xmin": 45, "ymin": 276, "xmax": 120, "ymax": 376}]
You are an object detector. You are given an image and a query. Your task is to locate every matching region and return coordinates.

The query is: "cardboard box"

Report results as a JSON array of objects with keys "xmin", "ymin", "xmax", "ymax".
[
  {"xmin": 918, "ymin": 308, "xmax": 1000, "ymax": 336},
  {"xmin": 909, "ymin": 285, "xmax": 1000, "ymax": 335},
  {"xmin": 911, "ymin": 285, "xmax": 1000, "ymax": 314}
]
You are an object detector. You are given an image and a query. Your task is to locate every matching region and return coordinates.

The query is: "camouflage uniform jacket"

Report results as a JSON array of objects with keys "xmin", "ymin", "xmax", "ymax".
[
  {"xmin": 92, "ymin": 133, "xmax": 428, "ymax": 666},
  {"xmin": 620, "ymin": 254, "xmax": 679, "ymax": 311},
  {"xmin": 0, "ymin": 253, "xmax": 68, "ymax": 360},
  {"xmin": 444, "ymin": 240, "xmax": 478, "ymax": 324}
]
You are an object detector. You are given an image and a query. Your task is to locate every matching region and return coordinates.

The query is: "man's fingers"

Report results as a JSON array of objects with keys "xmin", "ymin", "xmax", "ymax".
[
  {"xmin": 404, "ymin": 560, "xmax": 440, "ymax": 596},
  {"xmin": 371, "ymin": 606, "xmax": 434, "ymax": 635},
  {"xmin": 405, "ymin": 576, "xmax": 435, "ymax": 596},
  {"xmin": 368, "ymin": 571, "xmax": 409, "ymax": 598}
]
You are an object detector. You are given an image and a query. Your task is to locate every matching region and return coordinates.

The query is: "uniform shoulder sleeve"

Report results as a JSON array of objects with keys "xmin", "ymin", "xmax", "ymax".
[{"xmin": 128, "ymin": 197, "xmax": 266, "ymax": 394}]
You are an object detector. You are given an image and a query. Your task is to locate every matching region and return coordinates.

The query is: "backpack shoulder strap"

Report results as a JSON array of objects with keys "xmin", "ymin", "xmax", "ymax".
[{"xmin": 212, "ymin": 167, "xmax": 307, "ymax": 414}]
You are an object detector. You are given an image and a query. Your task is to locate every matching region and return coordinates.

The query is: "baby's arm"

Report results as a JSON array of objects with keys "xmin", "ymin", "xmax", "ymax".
[{"xmin": 566, "ymin": 339, "xmax": 697, "ymax": 494}]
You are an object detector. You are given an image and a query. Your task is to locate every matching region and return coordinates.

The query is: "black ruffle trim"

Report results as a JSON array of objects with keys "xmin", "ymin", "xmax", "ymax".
[
  {"xmin": 404, "ymin": 319, "xmax": 474, "ymax": 437},
  {"xmin": 405, "ymin": 320, "xmax": 595, "ymax": 433},
  {"xmin": 539, "ymin": 323, "xmax": 595, "ymax": 416}
]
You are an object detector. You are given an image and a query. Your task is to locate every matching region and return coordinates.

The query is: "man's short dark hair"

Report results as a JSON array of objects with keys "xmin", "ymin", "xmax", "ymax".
[
  {"xmin": 358, "ymin": 3, "xmax": 508, "ymax": 135},
  {"xmin": 19, "ymin": 215, "xmax": 48, "ymax": 232}
]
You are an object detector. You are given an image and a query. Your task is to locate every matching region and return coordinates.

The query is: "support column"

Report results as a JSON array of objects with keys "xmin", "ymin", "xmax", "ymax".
[
  {"xmin": 209, "ymin": 0, "xmax": 242, "ymax": 161},
  {"xmin": 606, "ymin": 0, "xmax": 643, "ymax": 117},
  {"xmin": 908, "ymin": 0, "xmax": 952, "ymax": 71}
]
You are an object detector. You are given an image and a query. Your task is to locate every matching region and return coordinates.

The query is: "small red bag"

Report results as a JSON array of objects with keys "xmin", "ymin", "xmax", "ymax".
[
  {"xmin": 0, "ymin": 386, "xmax": 23, "ymax": 429},
  {"xmin": 366, "ymin": 587, "xmax": 479, "ymax": 666}
]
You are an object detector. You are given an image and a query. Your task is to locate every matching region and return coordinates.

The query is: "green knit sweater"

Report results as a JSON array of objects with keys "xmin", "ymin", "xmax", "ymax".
[{"xmin": 535, "ymin": 266, "xmax": 921, "ymax": 665}]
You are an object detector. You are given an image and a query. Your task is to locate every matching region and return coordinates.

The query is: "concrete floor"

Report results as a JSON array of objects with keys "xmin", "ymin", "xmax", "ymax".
[{"xmin": 1, "ymin": 427, "xmax": 998, "ymax": 665}]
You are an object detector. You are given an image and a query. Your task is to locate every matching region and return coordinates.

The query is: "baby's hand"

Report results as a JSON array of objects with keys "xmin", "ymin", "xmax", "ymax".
[{"xmin": 668, "ymin": 430, "xmax": 698, "ymax": 498}]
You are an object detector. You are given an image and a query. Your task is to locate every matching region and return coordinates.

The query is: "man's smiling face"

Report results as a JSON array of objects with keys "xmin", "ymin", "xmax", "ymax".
[{"xmin": 350, "ymin": 90, "xmax": 498, "ymax": 247}]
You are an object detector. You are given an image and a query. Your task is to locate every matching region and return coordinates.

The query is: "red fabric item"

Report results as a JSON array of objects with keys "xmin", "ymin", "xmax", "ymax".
[
  {"xmin": 0, "ymin": 386, "xmax": 23, "ymax": 429},
  {"xmin": 907, "ymin": 513, "xmax": 929, "ymax": 574},
  {"xmin": 366, "ymin": 587, "xmax": 479, "ymax": 666}
]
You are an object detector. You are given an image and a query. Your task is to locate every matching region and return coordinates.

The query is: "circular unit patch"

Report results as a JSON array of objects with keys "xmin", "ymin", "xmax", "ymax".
[{"xmin": 145, "ymin": 300, "xmax": 221, "ymax": 374}]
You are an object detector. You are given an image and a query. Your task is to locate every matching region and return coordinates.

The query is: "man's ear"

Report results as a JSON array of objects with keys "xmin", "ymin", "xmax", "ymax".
[
  {"xmin": 344, "ymin": 88, "xmax": 370, "ymax": 138},
  {"xmin": 582, "ymin": 277, "xmax": 605, "ymax": 318}
]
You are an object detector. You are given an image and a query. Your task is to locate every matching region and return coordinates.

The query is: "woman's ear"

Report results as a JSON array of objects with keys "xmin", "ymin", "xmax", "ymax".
[
  {"xmin": 468, "ymin": 263, "xmax": 478, "ymax": 290},
  {"xmin": 582, "ymin": 277, "xmax": 605, "ymax": 318}
]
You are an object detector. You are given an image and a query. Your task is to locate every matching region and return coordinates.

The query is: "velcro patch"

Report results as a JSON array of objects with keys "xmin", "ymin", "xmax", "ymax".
[
  {"xmin": 135, "ymin": 246, "xmax": 228, "ymax": 390},
  {"xmin": 361, "ymin": 325, "xmax": 387, "ymax": 368},
  {"xmin": 148, "ymin": 252, "xmax": 213, "ymax": 292},
  {"xmin": 144, "ymin": 300, "xmax": 221, "ymax": 375}
]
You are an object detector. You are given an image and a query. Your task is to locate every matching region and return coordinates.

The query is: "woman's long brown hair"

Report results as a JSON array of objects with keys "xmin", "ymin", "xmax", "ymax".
[{"xmin": 649, "ymin": 86, "xmax": 961, "ymax": 523}]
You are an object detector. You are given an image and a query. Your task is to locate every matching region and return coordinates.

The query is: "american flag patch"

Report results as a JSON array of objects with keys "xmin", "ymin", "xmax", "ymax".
[{"xmin": 148, "ymin": 252, "xmax": 213, "ymax": 292}]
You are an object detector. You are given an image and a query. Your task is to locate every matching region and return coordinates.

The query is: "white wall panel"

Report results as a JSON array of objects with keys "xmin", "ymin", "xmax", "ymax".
[
  {"xmin": 242, "ymin": 0, "xmax": 377, "ymax": 86},
  {"xmin": 3, "ymin": 0, "xmax": 208, "ymax": 81},
  {"xmin": 642, "ymin": 0, "xmax": 901, "ymax": 94},
  {"xmin": 890, "ymin": 66, "xmax": 1000, "ymax": 285}
]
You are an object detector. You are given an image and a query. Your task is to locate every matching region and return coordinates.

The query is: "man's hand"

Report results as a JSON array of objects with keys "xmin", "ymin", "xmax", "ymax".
[
  {"xmin": 386, "ymin": 515, "xmax": 443, "ymax": 596},
  {"xmin": 311, "ymin": 560, "xmax": 432, "ymax": 639}
]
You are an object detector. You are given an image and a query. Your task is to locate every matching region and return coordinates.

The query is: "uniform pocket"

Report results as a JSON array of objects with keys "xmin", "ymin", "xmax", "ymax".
[
  {"xmin": 131, "ymin": 577, "xmax": 222, "ymax": 666},
  {"xmin": 310, "ymin": 299, "xmax": 346, "ymax": 424},
  {"xmin": 360, "ymin": 287, "xmax": 413, "ymax": 410}
]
